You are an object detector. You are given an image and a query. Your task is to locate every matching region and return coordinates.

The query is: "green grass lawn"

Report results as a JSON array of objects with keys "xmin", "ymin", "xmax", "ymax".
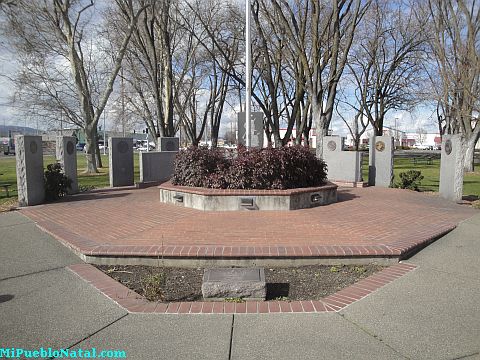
[
  {"xmin": 361, "ymin": 157, "xmax": 480, "ymax": 197},
  {"xmin": 0, "ymin": 153, "xmax": 141, "ymax": 204},
  {"xmin": 1, "ymin": 153, "xmax": 479, "ymax": 205}
]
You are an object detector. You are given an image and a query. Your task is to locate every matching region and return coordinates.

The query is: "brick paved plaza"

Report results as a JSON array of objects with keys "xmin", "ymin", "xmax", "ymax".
[{"xmin": 21, "ymin": 186, "xmax": 476, "ymax": 261}]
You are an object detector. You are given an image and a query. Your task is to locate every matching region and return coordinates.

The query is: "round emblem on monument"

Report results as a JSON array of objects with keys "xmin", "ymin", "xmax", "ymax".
[
  {"xmin": 327, "ymin": 141, "xmax": 337, "ymax": 151},
  {"xmin": 444, "ymin": 139, "xmax": 452, "ymax": 155},
  {"xmin": 29, "ymin": 141, "xmax": 38, "ymax": 154},
  {"xmin": 66, "ymin": 141, "xmax": 75, "ymax": 155},
  {"xmin": 375, "ymin": 141, "xmax": 385, "ymax": 152},
  {"xmin": 118, "ymin": 140, "xmax": 129, "ymax": 154}
]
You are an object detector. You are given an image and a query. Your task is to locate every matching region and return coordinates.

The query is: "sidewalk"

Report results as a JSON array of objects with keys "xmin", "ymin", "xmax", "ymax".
[{"xmin": 1, "ymin": 211, "xmax": 479, "ymax": 359}]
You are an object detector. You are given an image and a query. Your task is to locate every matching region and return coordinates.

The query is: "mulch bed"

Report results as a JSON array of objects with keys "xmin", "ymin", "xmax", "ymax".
[{"xmin": 95, "ymin": 264, "xmax": 385, "ymax": 302}]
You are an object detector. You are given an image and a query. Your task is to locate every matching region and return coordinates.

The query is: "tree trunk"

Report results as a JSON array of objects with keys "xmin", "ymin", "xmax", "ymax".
[
  {"xmin": 463, "ymin": 136, "xmax": 477, "ymax": 172},
  {"xmin": 313, "ymin": 102, "xmax": 328, "ymax": 159},
  {"xmin": 84, "ymin": 126, "xmax": 98, "ymax": 174}
]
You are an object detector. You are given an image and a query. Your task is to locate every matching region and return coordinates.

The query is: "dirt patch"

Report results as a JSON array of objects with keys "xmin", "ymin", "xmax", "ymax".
[{"xmin": 95, "ymin": 264, "xmax": 385, "ymax": 302}]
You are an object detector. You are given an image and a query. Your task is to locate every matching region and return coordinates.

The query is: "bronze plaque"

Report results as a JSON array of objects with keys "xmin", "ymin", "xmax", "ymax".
[
  {"xmin": 66, "ymin": 141, "xmax": 75, "ymax": 155},
  {"xmin": 327, "ymin": 141, "xmax": 337, "ymax": 151},
  {"xmin": 29, "ymin": 141, "xmax": 38, "ymax": 154},
  {"xmin": 375, "ymin": 141, "xmax": 385, "ymax": 152},
  {"xmin": 118, "ymin": 140, "xmax": 129, "ymax": 154},
  {"xmin": 444, "ymin": 139, "xmax": 452, "ymax": 155}
]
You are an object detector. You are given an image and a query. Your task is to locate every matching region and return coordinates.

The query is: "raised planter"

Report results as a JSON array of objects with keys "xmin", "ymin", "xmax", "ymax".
[{"xmin": 159, "ymin": 181, "xmax": 338, "ymax": 211}]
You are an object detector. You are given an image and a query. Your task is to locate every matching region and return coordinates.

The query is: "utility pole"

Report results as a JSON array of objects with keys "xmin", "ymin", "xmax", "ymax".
[{"xmin": 245, "ymin": 0, "xmax": 251, "ymax": 147}]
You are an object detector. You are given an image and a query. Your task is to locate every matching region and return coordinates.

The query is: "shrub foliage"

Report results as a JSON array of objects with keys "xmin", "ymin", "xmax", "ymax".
[
  {"xmin": 44, "ymin": 163, "xmax": 72, "ymax": 201},
  {"xmin": 172, "ymin": 146, "xmax": 328, "ymax": 189},
  {"xmin": 394, "ymin": 170, "xmax": 424, "ymax": 191}
]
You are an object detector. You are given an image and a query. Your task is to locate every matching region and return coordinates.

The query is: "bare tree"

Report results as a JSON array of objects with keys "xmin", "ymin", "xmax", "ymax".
[
  {"xmin": 110, "ymin": 0, "xmax": 179, "ymax": 144},
  {"xmin": 3, "ymin": 0, "xmax": 145, "ymax": 173},
  {"xmin": 346, "ymin": 0, "xmax": 425, "ymax": 137},
  {"xmin": 335, "ymin": 95, "xmax": 369, "ymax": 150},
  {"xmin": 270, "ymin": 0, "xmax": 369, "ymax": 157},
  {"xmin": 424, "ymin": 0, "xmax": 479, "ymax": 171}
]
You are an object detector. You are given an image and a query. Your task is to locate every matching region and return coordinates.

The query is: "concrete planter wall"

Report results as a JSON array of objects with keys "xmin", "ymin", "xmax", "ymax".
[{"xmin": 159, "ymin": 182, "xmax": 338, "ymax": 211}]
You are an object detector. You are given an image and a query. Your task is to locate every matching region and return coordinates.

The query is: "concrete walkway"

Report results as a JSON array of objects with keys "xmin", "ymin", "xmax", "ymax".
[{"xmin": 1, "ymin": 211, "xmax": 479, "ymax": 359}]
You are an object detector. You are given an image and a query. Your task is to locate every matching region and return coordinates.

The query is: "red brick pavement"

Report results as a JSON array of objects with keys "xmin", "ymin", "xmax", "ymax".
[{"xmin": 21, "ymin": 186, "xmax": 477, "ymax": 260}]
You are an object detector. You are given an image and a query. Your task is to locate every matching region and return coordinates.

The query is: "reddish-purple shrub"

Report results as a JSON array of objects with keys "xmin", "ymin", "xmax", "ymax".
[
  {"xmin": 172, "ymin": 145, "xmax": 327, "ymax": 189},
  {"xmin": 171, "ymin": 146, "xmax": 229, "ymax": 187}
]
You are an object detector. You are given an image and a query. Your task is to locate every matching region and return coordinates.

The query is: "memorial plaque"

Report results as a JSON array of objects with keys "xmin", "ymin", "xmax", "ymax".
[
  {"xmin": 202, "ymin": 268, "xmax": 266, "ymax": 301},
  {"xmin": 118, "ymin": 140, "xmax": 129, "ymax": 154},
  {"xmin": 205, "ymin": 268, "xmax": 262, "ymax": 282},
  {"xmin": 444, "ymin": 139, "xmax": 452, "ymax": 155},
  {"xmin": 375, "ymin": 141, "xmax": 385, "ymax": 152},
  {"xmin": 327, "ymin": 141, "xmax": 337, "ymax": 151},
  {"xmin": 66, "ymin": 141, "xmax": 75, "ymax": 155},
  {"xmin": 30, "ymin": 141, "xmax": 38, "ymax": 154}
]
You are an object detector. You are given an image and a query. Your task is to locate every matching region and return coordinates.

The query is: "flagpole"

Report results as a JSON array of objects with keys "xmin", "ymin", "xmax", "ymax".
[{"xmin": 245, "ymin": 0, "xmax": 251, "ymax": 147}]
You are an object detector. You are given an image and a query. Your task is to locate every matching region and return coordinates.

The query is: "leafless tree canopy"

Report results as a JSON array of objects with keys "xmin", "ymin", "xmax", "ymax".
[
  {"xmin": 422, "ymin": 0, "xmax": 480, "ymax": 171},
  {"xmin": 1, "ymin": 0, "xmax": 478, "ymax": 170}
]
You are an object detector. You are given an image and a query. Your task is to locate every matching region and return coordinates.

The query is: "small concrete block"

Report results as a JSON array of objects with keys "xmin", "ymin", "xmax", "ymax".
[{"xmin": 202, "ymin": 268, "xmax": 266, "ymax": 301}]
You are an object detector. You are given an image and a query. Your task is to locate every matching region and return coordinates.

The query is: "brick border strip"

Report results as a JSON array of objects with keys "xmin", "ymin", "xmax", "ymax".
[{"xmin": 68, "ymin": 262, "xmax": 417, "ymax": 314}]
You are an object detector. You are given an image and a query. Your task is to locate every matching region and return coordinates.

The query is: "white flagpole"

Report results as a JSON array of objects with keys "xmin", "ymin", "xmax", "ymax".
[{"xmin": 245, "ymin": 0, "xmax": 252, "ymax": 147}]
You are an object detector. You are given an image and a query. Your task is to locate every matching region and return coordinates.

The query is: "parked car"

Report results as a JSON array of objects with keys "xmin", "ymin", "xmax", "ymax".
[
  {"xmin": 413, "ymin": 144, "xmax": 432, "ymax": 150},
  {"xmin": 83, "ymin": 144, "xmax": 108, "ymax": 152},
  {"xmin": 76, "ymin": 143, "xmax": 85, "ymax": 151}
]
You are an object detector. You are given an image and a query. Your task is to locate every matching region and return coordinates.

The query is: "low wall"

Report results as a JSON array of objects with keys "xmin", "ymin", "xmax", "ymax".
[
  {"xmin": 139, "ymin": 151, "xmax": 177, "ymax": 183},
  {"xmin": 159, "ymin": 182, "xmax": 338, "ymax": 211}
]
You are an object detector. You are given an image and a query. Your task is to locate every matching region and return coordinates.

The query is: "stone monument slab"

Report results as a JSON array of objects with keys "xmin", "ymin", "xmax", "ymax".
[
  {"xmin": 56, "ymin": 136, "xmax": 78, "ymax": 194},
  {"xmin": 139, "ymin": 151, "xmax": 176, "ymax": 183},
  {"xmin": 439, "ymin": 134, "xmax": 464, "ymax": 202},
  {"xmin": 322, "ymin": 136, "xmax": 363, "ymax": 184},
  {"xmin": 202, "ymin": 268, "xmax": 266, "ymax": 301},
  {"xmin": 109, "ymin": 137, "xmax": 134, "ymax": 187},
  {"xmin": 368, "ymin": 135, "xmax": 394, "ymax": 187},
  {"xmin": 237, "ymin": 112, "xmax": 264, "ymax": 147},
  {"xmin": 15, "ymin": 135, "xmax": 45, "ymax": 206},
  {"xmin": 157, "ymin": 137, "xmax": 179, "ymax": 152}
]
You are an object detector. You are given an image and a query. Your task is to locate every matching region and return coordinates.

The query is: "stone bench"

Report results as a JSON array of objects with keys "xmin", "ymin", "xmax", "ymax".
[
  {"xmin": 412, "ymin": 157, "xmax": 433, "ymax": 165},
  {"xmin": 1, "ymin": 184, "xmax": 11, "ymax": 197}
]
